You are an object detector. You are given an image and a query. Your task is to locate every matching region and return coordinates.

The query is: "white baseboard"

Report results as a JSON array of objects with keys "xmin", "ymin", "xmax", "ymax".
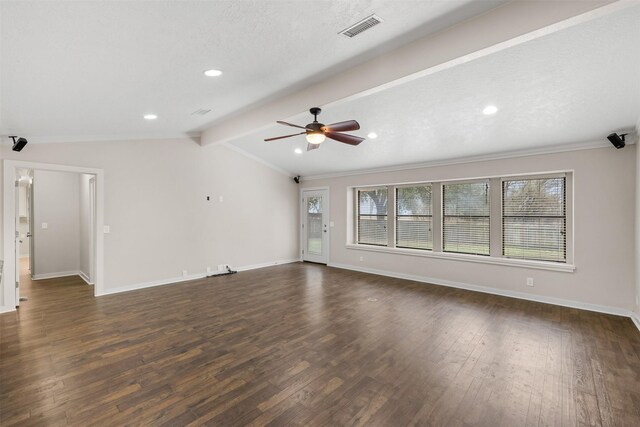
[
  {"xmin": 96, "ymin": 258, "xmax": 299, "ymax": 297},
  {"xmin": 33, "ymin": 271, "xmax": 81, "ymax": 280},
  {"xmin": 328, "ymin": 262, "xmax": 640, "ymax": 332},
  {"xmin": 0, "ymin": 305, "xmax": 15, "ymax": 314},
  {"xmin": 235, "ymin": 258, "xmax": 299, "ymax": 272},
  {"xmin": 631, "ymin": 312, "xmax": 640, "ymax": 332},
  {"xmin": 96, "ymin": 272, "xmax": 207, "ymax": 296},
  {"xmin": 78, "ymin": 271, "xmax": 94, "ymax": 285}
]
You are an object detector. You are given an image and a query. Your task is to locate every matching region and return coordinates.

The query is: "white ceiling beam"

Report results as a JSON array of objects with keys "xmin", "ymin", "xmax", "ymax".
[{"xmin": 200, "ymin": 0, "xmax": 625, "ymax": 146}]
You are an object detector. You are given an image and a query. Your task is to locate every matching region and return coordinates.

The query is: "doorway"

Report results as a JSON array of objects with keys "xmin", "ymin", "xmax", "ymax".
[
  {"xmin": 2, "ymin": 160, "xmax": 105, "ymax": 312},
  {"xmin": 301, "ymin": 188, "xmax": 329, "ymax": 264},
  {"xmin": 14, "ymin": 170, "xmax": 33, "ymax": 306}
]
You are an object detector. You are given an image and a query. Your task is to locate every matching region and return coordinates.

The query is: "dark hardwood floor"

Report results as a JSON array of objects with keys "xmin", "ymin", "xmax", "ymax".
[{"xmin": 1, "ymin": 259, "xmax": 640, "ymax": 426}]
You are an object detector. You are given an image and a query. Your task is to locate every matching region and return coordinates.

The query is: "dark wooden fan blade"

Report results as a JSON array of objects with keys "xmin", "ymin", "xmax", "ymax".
[
  {"xmin": 264, "ymin": 132, "xmax": 305, "ymax": 142},
  {"xmin": 325, "ymin": 132, "xmax": 364, "ymax": 145},
  {"xmin": 323, "ymin": 120, "xmax": 360, "ymax": 132},
  {"xmin": 277, "ymin": 121, "xmax": 308, "ymax": 130},
  {"xmin": 307, "ymin": 143, "xmax": 320, "ymax": 151}
]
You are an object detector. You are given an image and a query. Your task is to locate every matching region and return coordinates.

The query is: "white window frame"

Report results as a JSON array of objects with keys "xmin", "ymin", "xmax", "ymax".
[
  {"xmin": 346, "ymin": 171, "xmax": 574, "ymax": 273},
  {"xmin": 442, "ymin": 179, "xmax": 491, "ymax": 256},
  {"xmin": 395, "ymin": 183, "xmax": 433, "ymax": 251}
]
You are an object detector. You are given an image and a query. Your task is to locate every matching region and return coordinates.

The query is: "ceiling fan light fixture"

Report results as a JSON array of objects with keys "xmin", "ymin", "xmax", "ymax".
[{"xmin": 306, "ymin": 132, "xmax": 326, "ymax": 145}]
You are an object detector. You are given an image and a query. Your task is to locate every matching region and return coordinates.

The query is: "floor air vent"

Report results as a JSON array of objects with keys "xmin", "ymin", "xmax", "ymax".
[
  {"xmin": 191, "ymin": 109, "xmax": 211, "ymax": 116},
  {"xmin": 339, "ymin": 14, "xmax": 383, "ymax": 38}
]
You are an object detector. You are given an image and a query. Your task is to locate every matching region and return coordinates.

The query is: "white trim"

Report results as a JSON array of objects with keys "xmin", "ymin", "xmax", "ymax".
[
  {"xmin": 344, "ymin": 244, "xmax": 575, "ymax": 273},
  {"xmin": 327, "ymin": 262, "xmax": 640, "ymax": 331},
  {"xmin": 97, "ymin": 272, "xmax": 207, "ymax": 296},
  {"xmin": 0, "ymin": 306, "xmax": 15, "ymax": 314},
  {"xmin": 32, "ymin": 271, "xmax": 82, "ymax": 280},
  {"xmin": 631, "ymin": 312, "xmax": 640, "ymax": 332},
  {"xmin": 235, "ymin": 258, "xmax": 299, "ymax": 272},
  {"xmin": 96, "ymin": 259, "xmax": 299, "ymax": 297},
  {"xmin": 220, "ymin": 142, "xmax": 291, "ymax": 177},
  {"xmin": 302, "ymin": 141, "xmax": 615, "ymax": 181},
  {"xmin": 22, "ymin": 134, "xmax": 201, "ymax": 145},
  {"xmin": 343, "ymin": 169, "xmax": 573, "ymax": 189},
  {"xmin": 78, "ymin": 271, "xmax": 94, "ymax": 285},
  {"xmin": 19, "ymin": 255, "xmax": 29, "ymax": 259},
  {"xmin": 3, "ymin": 160, "xmax": 105, "ymax": 308},
  {"xmin": 300, "ymin": 187, "xmax": 331, "ymax": 264}
]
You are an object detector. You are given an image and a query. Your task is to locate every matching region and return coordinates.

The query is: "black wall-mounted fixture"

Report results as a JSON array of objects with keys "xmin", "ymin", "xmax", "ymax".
[
  {"xmin": 9, "ymin": 136, "xmax": 28, "ymax": 152},
  {"xmin": 607, "ymin": 132, "xmax": 627, "ymax": 149},
  {"xmin": 293, "ymin": 176, "xmax": 301, "ymax": 184}
]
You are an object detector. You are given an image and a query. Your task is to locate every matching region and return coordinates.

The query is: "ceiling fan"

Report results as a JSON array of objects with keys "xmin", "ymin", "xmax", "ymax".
[{"xmin": 264, "ymin": 107, "xmax": 364, "ymax": 151}]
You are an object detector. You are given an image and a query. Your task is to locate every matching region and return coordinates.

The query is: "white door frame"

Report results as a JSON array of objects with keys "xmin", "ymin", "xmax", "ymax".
[
  {"xmin": 2, "ymin": 160, "xmax": 105, "ymax": 312},
  {"xmin": 300, "ymin": 186, "xmax": 330, "ymax": 264},
  {"xmin": 89, "ymin": 176, "xmax": 96, "ymax": 284}
]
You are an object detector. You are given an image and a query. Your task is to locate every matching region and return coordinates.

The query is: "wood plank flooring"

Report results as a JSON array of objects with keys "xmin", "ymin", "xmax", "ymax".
[{"xmin": 1, "ymin": 259, "xmax": 640, "ymax": 426}]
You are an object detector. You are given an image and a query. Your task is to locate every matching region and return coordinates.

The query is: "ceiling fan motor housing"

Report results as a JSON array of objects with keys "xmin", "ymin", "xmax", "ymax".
[{"xmin": 306, "ymin": 122, "xmax": 324, "ymax": 133}]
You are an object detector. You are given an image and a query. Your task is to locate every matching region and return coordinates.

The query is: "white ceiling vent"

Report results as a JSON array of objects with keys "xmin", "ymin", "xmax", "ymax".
[
  {"xmin": 339, "ymin": 14, "xmax": 383, "ymax": 38},
  {"xmin": 191, "ymin": 108, "xmax": 211, "ymax": 116}
]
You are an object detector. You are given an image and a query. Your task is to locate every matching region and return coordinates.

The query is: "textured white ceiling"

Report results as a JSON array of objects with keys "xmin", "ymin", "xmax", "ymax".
[
  {"xmin": 228, "ymin": 6, "xmax": 640, "ymax": 176},
  {"xmin": 0, "ymin": 0, "xmax": 505, "ymax": 141}
]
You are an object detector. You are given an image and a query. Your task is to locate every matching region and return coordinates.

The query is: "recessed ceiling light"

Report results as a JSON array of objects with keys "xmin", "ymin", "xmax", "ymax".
[
  {"xmin": 483, "ymin": 105, "xmax": 498, "ymax": 115},
  {"xmin": 367, "ymin": 132, "xmax": 378, "ymax": 139},
  {"xmin": 204, "ymin": 69, "xmax": 223, "ymax": 77},
  {"xmin": 143, "ymin": 114, "xmax": 158, "ymax": 120},
  {"xmin": 294, "ymin": 148, "xmax": 303, "ymax": 154}
]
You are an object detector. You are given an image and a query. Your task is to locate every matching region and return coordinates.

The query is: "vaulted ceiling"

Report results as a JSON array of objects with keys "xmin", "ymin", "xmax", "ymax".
[
  {"xmin": 0, "ymin": 0, "xmax": 504, "ymax": 141},
  {"xmin": 1, "ymin": 1, "xmax": 638, "ymax": 177}
]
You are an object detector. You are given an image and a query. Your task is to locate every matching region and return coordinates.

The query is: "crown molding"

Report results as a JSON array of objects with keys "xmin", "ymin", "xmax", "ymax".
[
  {"xmin": 1, "ymin": 133, "xmax": 201, "ymax": 145},
  {"xmin": 302, "ymin": 140, "xmax": 627, "ymax": 181}
]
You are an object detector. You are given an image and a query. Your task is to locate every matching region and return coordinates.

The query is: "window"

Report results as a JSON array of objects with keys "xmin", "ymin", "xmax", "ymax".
[
  {"xmin": 443, "ymin": 181, "xmax": 490, "ymax": 255},
  {"xmin": 357, "ymin": 188, "xmax": 388, "ymax": 246},
  {"xmin": 349, "ymin": 172, "xmax": 572, "ymax": 271},
  {"xmin": 502, "ymin": 177, "xmax": 566, "ymax": 262},
  {"xmin": 396, "ymin": 185, "xmax": 432, "ymax": 250}
]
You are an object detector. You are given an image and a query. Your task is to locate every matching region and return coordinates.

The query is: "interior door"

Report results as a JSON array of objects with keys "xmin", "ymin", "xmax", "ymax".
[
  {"xmin": 14, "ymin": 180, "xmax": 21, "ymax": 307},
  {"xmin": 301, "ymin": 189, "xmax": 329, "ymax": 264}
]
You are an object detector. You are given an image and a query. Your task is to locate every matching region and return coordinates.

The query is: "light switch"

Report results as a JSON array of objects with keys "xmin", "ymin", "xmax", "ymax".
[
  {"xmin": 330, "ymin": 221, "xmax": 335, "ymax": 227},
  {"xmin": 103, "ymin": 225, "xmax": 110, "ymax": 234},
  {"xmin": 219, "ymin": 196, "xmax": 224, "ymax": 202},
  {"xmin": 41, "ymin": 222, "xmax": 48, "ymax": 229}
]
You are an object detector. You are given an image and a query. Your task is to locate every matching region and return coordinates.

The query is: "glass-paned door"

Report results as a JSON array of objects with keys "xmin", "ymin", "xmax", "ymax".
[{"xmin": 302, "ymin": 189, "xmax": 329, "ymax": 264}]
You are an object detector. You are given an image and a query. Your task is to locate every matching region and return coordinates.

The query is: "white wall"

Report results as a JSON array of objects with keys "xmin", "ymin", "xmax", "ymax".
[
  {"xmin": 636, "ymin": 139, "xmax": 640, "ymax": 317},
  {"xmin": 33, "ymin": 170, "xmax": 81, "ymax": 277},
  {"xmin": 303, "ymin": 146, "xmax": 637, "ymax": 313},
  {"xmin": 79, "ymin": 174, "xmax": 92, "ymax": 280},
  {"xmin": 0, "ymin": 138, "xmax": 298, "ymax": 300}
]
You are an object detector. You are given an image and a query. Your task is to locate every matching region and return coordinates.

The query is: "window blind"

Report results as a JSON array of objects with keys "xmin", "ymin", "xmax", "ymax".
[
  {"xmin": 502, "ymin": 177, "xmax": 566, "ymax": 262},
  {"xmin": 357, "ymin": 188, "xmax": 388, "ymax": 246},
  {"xmin": 396, "ymin": 185, "xmax": 432, "ymax": 250},
  {"xmin": 443, "ymin": 181, "xmax": 490, "ymax": 255}
]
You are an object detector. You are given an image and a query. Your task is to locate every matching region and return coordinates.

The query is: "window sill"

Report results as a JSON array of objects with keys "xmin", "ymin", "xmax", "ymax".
[{"xmin": 345, "ymin": 244, "xmax": 575, "ymax": 273}]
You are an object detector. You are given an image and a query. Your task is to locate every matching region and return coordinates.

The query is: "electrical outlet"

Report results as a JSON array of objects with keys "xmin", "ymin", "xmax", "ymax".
[
  {"xmin": 359, "ymin": 256, "xmax": 364, "ymax": 262},
  {"xmin": 41, "ymin": 222, "xmax": 48, "ymax": 229},
  {"xmin": 206, "ymin": 266, "xmax": 212, "ymax": 274},
  {"xmin": 182, "ymin": 270, "xmax": 188, "ymax": 278},
  {"xmin": 526, "ymin": 277, "xmax": 534, "ymax": 287},
  {"xmin": 218, "ymin": 264, "xmax": 227, "ymax": 271},
  {"xmin": 636, "ymin": 295, "xmax": 639, "ymax": 306}
]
